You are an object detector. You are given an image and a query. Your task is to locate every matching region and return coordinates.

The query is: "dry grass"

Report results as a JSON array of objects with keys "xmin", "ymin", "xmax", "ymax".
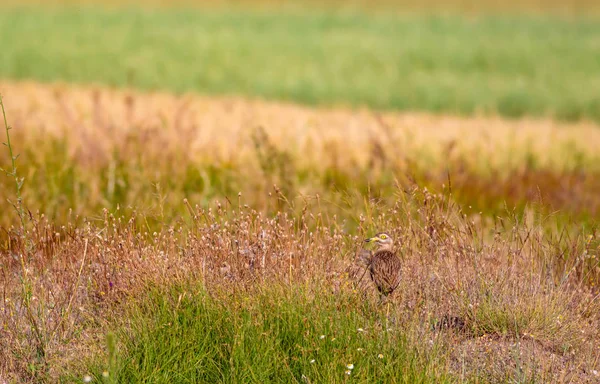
[
  {"xmin": 1, "ymin": 82, "xmax": 600, "ymax": 382},
  {"xmin": 1, "ymin": 80, "xmax": 599, "ymax": 226},
  {"xmin": 4, "ymin": 81, "xmax": 597, "ymax": 168},
  {"xmin": 1, "ymin": 185, "xmax": 599, "ymax": 382}
]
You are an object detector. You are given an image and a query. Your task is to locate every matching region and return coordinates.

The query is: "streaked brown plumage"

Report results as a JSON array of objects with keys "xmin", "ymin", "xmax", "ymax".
[{"xmin": 363, "ymin": 232, "xmax": 402, "ymax": 298}]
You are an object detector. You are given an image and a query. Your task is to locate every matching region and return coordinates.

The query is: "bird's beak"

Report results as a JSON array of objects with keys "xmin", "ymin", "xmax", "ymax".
[{"xmin": 364, "ymin": 237, "xmax": 375, "ymax": 243}]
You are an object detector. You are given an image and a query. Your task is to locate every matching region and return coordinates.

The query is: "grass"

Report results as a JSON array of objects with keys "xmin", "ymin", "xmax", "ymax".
[
  {"xmin": 1, "ymin": 82, "xmax": 599, "ymax": 381},
  {"xmin": 2, "ymin": 171, "xmax": 599, "ymax": 382},
  {"xmin": 1, "ymin": 81, "xmax": 600, "ymax": 230},
  {"xmin": 0, "ymin": 7, "xmax": 599, "ymax": 122},
  {"xmin": 87, "ymin": 284, "xmax": 449, "ymax": 383},
  {"xmin": 0, "ymin": 24, "xmax": 599, "ymax": 380}
]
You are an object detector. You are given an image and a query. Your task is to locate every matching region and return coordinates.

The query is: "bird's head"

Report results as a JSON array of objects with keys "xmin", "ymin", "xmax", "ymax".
[{"xmin": 364, "ymin": 232, "xmax": 394, "ymax": 251}]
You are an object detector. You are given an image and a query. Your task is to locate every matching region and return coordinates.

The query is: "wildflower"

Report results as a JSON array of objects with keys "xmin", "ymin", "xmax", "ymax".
[
  {"xmin": 357, "ymin": 328, "xmax": 364, "ymax": 332},
  {"xmin": 593, "ymin": 370, "xmax": 599, "ymax": 376},
  {"xmin": 331, "ymin": 337, "xmax": 336, "ymax": 341},
  {"xmin": 357, "ymin": 348, "xmax": 364, "ymax": 351},
  {"xmin": 83, "ymin": 375, "xmax": 92, "ymax": 383},
  {"xmin": 319, "ymin": 335, "xmax": 325, "ymax": 339},
  {"xmin": 310, "ymin": 359, "xmax": 315, "ymax": 364},
  {"xmin": 345, "ymin": 370, "xmax": 352, "ymax": 376},
  {"xmin": 378, "ymin": 354, "xmax": 384, "ymax": 359},
  {"xmin": 346, "ymin": 363, "xmax": 354, "ymax": 370},
  {"xmin": 102, "ymin": 371, "xmax": 109, "ymax": 378}
]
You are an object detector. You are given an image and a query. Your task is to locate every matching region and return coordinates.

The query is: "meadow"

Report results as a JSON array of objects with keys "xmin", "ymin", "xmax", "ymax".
[
  {"xmin": 1, "ymin": 1, "xmax": 600, "ymax": 383},
  {"xmin": 0, "ymin": 6, "xmax": 600, "ymax": 121}
]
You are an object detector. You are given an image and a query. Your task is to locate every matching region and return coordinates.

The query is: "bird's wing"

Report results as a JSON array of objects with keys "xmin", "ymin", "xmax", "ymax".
[{"xmin": 371, "ymin": 251, "xmax": 402, "ymax": 291}]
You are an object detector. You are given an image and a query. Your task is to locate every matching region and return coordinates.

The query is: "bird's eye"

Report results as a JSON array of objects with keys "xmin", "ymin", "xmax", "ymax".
[{"xmin": 380, "ymin": 234, "xmax": 387, "ymax": 239}]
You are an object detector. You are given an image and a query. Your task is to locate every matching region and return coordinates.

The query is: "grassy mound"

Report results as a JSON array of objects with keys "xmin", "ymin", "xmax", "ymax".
[{"xmin": 88, "ymin": 285, "xmax": 447, "ymax": 383}]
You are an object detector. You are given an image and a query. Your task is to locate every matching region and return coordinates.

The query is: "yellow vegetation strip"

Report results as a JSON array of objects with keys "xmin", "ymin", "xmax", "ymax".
[{"xmin": 1, "ymin": 80, "xmax": 599, "ymax": 173}]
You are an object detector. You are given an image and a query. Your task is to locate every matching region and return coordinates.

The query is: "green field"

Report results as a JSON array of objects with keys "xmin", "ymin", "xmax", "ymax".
[{"xmin": 1, "ymin": 7, "xmax": 599, "ymax": 121}]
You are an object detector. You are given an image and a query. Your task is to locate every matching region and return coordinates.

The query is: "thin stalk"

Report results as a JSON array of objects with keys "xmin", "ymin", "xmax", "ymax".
[
  {"xmin": 0, "ymin": 94, "xmax": 25, "ymax": 228},
  {"xmin": 0, "ymin": 94, "xmax": 46, "ymax": 375}
]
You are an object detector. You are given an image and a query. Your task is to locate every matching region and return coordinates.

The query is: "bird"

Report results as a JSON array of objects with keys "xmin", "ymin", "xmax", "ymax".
[{"xmin": 363, "ymin": 232, "xmax": 402, "ymax": 301}]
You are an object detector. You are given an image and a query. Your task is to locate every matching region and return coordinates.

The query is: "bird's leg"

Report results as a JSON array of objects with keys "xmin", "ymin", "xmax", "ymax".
[
  {"xmin": 378, "ymin": 294, "xmax": 391, "ymax": 328},
  {"xmin": 386, "ymin": 301, "xmax": 390, "ymax": 326},
  {"xmin": 382, "ymin": 293, "xmax": 397, "ymax": 327}
]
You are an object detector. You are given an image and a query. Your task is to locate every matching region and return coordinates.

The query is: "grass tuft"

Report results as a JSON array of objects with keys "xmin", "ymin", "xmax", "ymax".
[{"xmin": 88, "ymin": 284, "xmax": 449, "ymax": 383}]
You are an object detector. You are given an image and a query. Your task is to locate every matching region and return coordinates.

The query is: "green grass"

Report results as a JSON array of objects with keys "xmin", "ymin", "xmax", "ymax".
[
  {"xmin": 1, "ymin": 7, "xmax": 599, "ymax": 121},
  {"xmin": 85, "ymin": 285, "xmax": 450, "ymax": 383}
]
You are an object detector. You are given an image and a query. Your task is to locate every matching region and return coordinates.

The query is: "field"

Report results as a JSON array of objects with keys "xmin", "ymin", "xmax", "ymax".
[
  {"xmin": 1, "ymin": 1, "xmax": 600, "ymax": 383},
  {"xmin": 1, "ymin": 7, "xmax": 600, "ymax": 121}
]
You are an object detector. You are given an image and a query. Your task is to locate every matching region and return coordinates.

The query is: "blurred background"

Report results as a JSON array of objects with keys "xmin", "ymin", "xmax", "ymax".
[{"xmin": 0, "ymin": 0, "xmax": 599, "ymax": 225}]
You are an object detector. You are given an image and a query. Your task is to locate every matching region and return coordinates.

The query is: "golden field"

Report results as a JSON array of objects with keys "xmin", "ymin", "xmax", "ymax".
[{"xmin": 2, "ymin": 80, "xmax": 600, "ymax": 225}]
